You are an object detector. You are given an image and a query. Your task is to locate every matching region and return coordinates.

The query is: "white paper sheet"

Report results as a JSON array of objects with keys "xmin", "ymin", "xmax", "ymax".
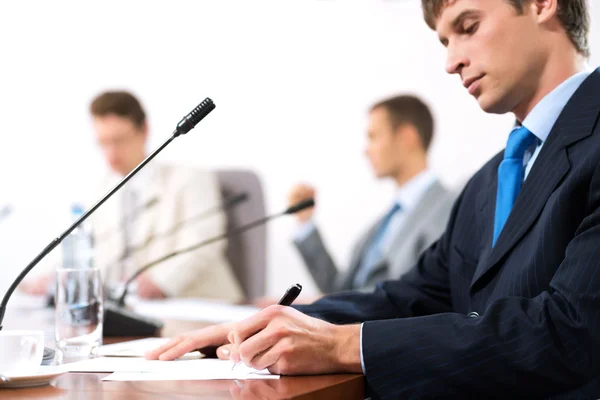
[
  {"xmin": 94, "ymin": 337, "xmax": 201, "ymax": 359},
  {"xmin": 126, "ymin": 297, "xmax": 259, "ymax": 323},
  {"xmin": 102, "ymin": 368, "xmax": 279, "ymax": 381},
  {"xmin": 65, "ymin": 357, "xmax": 278, "ymax": 380}
]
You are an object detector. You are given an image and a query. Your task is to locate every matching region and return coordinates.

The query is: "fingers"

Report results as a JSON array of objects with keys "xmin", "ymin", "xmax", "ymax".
[
  {"xmin": 145, "ymin": 336, "xmax": 184, "ymax": 360},
  {"xmin": 216, "ymin": 344, "xmax": 232, "ymax": 360},
  {"xmin": 159, "ymin": 337, "xmax": 206, "ymax": 361},
  {"xmin": 136, "ymin": 275, "xmax": 166, "ymax": 299},
  {"xmin": 288, "ymin": 184, "xmax": 315, "ymax": 203},
  {"xmin": 245, "ymin": 340, "xmax": 289, "ymax": 372},
  {"xmin": 230, "ymin": 306, "xmax": 279, "ymax": 346},
  {"xmin": 228, "ymin": 306, "xmax": 295, "ymax": 366},
  {"xmin": 236, "ymin": 325, "xmax": 282, "ymax": 366},
  {"xmin": 145, "ymin": 324, "xmax": 229, "ymax": 361}
]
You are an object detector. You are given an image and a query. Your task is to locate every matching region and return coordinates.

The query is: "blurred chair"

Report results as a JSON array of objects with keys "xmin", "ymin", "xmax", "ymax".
[{"xmin": 215, "ymin": 169, "xmax": 267, "ymax": 300}]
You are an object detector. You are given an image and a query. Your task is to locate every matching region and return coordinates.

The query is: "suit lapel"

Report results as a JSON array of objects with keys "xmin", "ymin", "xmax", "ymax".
[
  {"xmin": 339, "ymin": 220, "xmax": 381, "ymax": 290},
  {"xmin": 354, "ymin": 180, "xmax": 445, "ymax": 286},
  {"xmin": 474, "ymin": 173, "xmax": 497, "ymax": 265},
  {"xmin": 386, "ymin": 181, "xmax": 444, "ymax": 263},
  {"xmin": 470, "ymin": 69, "xmax": 600, "ymax": 289}
]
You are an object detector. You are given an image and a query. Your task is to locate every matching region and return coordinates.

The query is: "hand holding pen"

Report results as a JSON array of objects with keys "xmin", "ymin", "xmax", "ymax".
[
  {"xmin": 230, "ymin": 283, "xmax": 302, "ymax": 370},
  {"xmin": 226, "ymin": 282, "xmax": 361, "ymax": 375},
  {"xmin": 146, "ymin": 281, "xmax": 362, "ymax": 376}
]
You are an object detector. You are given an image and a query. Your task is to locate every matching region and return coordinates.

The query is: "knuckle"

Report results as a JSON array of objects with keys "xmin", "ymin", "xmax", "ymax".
[
  {"xmin": 264, "ymin": 305, "xmax": 283, "ymax": 318},
  {"xmin": 238, "ymin": 346, "xmax": 252, "ymax": 363},
  {"xmin": 270, "ymin": 326, "xmax": 287, "ymax": 341},
  {"xmin": 248, "ymin": 358, "xmax": 260, "ymax": 370},
  {"xmin": 280, "ymin": 340, "xmax": 294, "ymax": 357}
]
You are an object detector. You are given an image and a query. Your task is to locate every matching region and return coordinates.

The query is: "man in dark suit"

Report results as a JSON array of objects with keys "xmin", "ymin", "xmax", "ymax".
[{"xmin": 148, "ymin": 0, "xmax": 599, "ymax": 398}]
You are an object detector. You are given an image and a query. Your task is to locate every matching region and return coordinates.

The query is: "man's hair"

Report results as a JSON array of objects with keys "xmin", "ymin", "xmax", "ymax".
[
  {"xmin": 421, "ymin": 0, "xmax": 590, "ymax": 57},
  {"xmin": 90, "ymin": 91, "xmax": 146, "ymax": 128},
  {"xmin": 371, "ymin": 95, "xmax": 435, "ymax": 151}
]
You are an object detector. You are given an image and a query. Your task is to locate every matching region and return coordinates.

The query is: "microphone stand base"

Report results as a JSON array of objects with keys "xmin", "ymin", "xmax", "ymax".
[{"xmin": 103, "ymin": 302, "xmax": 163, "ymax": 337}]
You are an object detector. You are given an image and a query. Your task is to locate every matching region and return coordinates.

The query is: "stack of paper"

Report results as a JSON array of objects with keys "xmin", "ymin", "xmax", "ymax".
[
  {"xmin": 66, "ymin": 338, "xmax": 279, "ymax": 382},
  {"xmin": 66, "ymin": 357, "xmax": 278, "ymax": 381}
]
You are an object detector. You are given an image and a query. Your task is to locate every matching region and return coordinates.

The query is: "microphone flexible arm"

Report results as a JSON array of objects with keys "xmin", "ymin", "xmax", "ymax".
[
  {"xmin": 111, "ymin": 193, "xmax": 248, "ymax": 267},
  {"xmin": 0, "ymin": 98, "xmax": 215, "ymax": 330},
  {"xmin": 116, "ymin": 198, "xmax": 315, "ymax": 306},
  {"xmin": 117, "ymin": 214, "xmax": 279, "ymax": 306}
]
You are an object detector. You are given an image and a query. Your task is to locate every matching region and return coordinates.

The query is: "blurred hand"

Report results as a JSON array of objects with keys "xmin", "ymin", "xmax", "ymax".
[
  {"xmin": 288, "ymin": 184, "xmax": 316, "ymax": 223},
  {"xmin": 145, "ymin": 322, "xmax": 236, "ymax": 361},
  {"xmin": 136, "ymin": 273, "xmax": 166, "ymax": 299},
  {"xmin": 19, "ymin": 274, "xmax": 53, "ymax": 296},
  {"xmin": 229, "ymin": 305, "xmax": 361, "ymax": 375}
]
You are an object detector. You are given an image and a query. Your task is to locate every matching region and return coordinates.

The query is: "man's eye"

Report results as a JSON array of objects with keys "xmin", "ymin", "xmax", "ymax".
[{"xmin": 464, "ymin": 22, "xmax": 479, "ymax": 34}]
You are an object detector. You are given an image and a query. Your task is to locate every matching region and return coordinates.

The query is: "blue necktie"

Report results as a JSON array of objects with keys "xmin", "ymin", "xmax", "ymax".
[
  {"xmin": 492, "ymin": 126, "xmax": 536, "ymax": 246},
  {"xmin": 353, "ymin": 203, "xmax": 402, "ymax": 288}
]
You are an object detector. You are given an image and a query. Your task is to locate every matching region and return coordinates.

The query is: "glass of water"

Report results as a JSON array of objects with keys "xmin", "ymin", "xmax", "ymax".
[{"xmin": 55, "ymin": 266, "xmax": 103, "ymax": 358}]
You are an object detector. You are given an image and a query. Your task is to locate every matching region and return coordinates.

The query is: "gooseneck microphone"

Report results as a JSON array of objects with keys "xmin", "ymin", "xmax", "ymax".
[
  {"xmin": 173, "ymin": 98, "xmax": 216, "ymax": 137},
  {"xmin": 115, "ymin": 198, "xmax": 315, "ymax": 307},
  {"xmin": 103, "ymin": 198, "xmax": 314, "ymax": 337},
  {"xmin": 0, "ymin": 98, "xmax": 216, "ymax": 331},
  {"xmin": 113, "ymin": 192, "xmax": 249, "ymax": 267}
]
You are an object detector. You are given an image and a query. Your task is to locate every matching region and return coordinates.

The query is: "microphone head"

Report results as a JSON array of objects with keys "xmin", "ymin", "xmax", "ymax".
[
  {"xmin": 284, "ymin": 199, "xmax": 315, "ymax": 215},
  {"xmin": 174, "ymin": 98, "xmax": 216, "ymax": 136}
]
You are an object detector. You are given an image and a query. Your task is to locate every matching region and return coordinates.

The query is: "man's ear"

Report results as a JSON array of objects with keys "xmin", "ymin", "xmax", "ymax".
[
  {"xmin": 531, "ymin": 0, "xmax": 558, "ymax": 25},
  {"xmin": 395, "ymin": 124, "xmax": 423, "ymax": 152},
  {"xmin": 140, "ymin": 121, "xmax": 149, "ymax": 140}
]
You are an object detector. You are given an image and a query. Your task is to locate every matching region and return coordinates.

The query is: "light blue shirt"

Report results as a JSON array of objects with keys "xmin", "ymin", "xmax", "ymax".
[
  {"xmin": 294, "ymin": 170, "xmax": 437, "ymax": 254},
  {"xmin": 521, "ymin": 69, "xmax": 593, "ymax": 179},
  {"xmin": 359, "ymin": 68, "xmax": 593, "ymax": 374}
]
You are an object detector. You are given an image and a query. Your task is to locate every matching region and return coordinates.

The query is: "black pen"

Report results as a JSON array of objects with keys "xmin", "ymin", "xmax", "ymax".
[{"xmin": 277, "ymin": 283, "xmax": 302, "ymax": 306}]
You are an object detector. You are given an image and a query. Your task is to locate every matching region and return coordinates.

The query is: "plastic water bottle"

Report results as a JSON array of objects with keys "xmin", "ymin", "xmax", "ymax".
[
  {"xmin": 55, "ymin": 204, "xmax": 103, "ymax": 358},
  {"xmin": 61, "ymin": 204, "xmax": 93, "ymax": 269}
]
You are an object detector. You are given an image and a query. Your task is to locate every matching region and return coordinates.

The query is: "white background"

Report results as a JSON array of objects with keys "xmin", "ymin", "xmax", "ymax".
[{"xmin": 0, "ymin": 0, "xmax": 599, "ymax": 299}]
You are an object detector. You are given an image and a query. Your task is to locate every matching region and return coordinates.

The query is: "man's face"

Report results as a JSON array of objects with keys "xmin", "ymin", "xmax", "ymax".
[
  {"xmin": 436, "ymin": 0, "xmax": 545, "ymax": 114},
  {"xmin": 94, "ymin": 114, "xmax": 147, "ymax": 176},
  {"xmin": 365, "ymin": 107, "xmax": 406, "ymax": 179}
]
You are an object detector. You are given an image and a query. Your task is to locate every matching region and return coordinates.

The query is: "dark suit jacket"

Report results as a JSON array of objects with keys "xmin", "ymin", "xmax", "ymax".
[{"xmin": 297, "ymin": 68, "xmax": 600, "ymax": 399}]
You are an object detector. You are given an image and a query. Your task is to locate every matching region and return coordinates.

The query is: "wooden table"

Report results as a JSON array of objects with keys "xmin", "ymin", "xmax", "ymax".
[{"xmin": 1, "ymin": 306, "xmax": 364, "ymax": 399}]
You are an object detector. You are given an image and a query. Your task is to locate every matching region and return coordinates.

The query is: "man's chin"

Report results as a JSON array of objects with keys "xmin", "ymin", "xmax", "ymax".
[
  {"xmin": 110, "ymin": 165, "xmax": 127, "ymax": 176},
  {"xmin": 476, "ymin": 94, "xmax": 511, "ymax": 115}
]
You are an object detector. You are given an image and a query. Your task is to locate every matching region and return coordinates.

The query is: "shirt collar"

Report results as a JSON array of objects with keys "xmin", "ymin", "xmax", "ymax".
[
  {"xmin": 521, "ymin": 68, "xmax": 593, "ymax": 143},
  {"xmin": 394, "ymin": 169, "xmax": 437, "ymax": 213}
]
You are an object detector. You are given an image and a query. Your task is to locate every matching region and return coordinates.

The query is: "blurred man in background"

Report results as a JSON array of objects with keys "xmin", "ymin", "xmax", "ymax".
[
  {"xmin": 289, "ymin": 95, "xmax": 455, "ymax": 294},
  {"xmin": 22, "ymin": 91, "xmax": 243, "ymax": 302}
]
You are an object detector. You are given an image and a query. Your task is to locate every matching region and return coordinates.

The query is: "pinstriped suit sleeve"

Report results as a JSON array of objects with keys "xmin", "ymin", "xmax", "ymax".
[
  {"xmin": 299, "ymin": 168, "xmax": 600, "ymax": 398},
  {"xmin": 355, "ymin": 171, "xmax": 600, "ymax": 398}
]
